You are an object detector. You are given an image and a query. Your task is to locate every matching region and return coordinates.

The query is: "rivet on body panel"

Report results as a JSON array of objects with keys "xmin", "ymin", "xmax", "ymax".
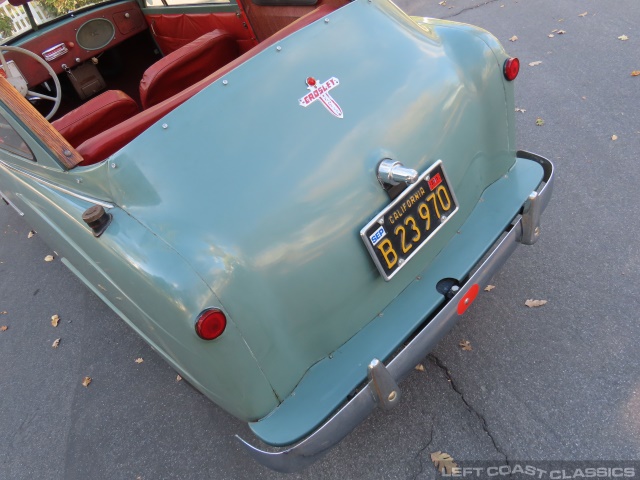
[
  {"xmin": 222, "ymin": 79, "xmax": 229, "ymax": 85},
  {"xmin": 162, "ymin": 123, "xmax": 168, "ymax": 129},
  {"xmin": 276, "ymin": 45, "xmax": 282, "ymax": 52},
  {"xmin": 110, "ymin": 162, "xmax": 117, "ymax": 169},
  {"xmin": 324, "ymin": 18, "xmax": 329, "ymax": 23},
  {"xmin": 76, "ymin": 178, "xmax": 82, "ymax": 184}
]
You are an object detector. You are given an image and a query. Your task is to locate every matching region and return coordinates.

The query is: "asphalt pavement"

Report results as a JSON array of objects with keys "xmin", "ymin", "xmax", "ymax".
[{"xmin": 1, "ymin": 0, "xmax": 639, "ymax": 478}]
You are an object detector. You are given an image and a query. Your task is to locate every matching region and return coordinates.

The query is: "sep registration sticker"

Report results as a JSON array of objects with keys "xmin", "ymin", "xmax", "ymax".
[{"xmin": 369, "ymin": 226, "xmax": 386, "ymax": 246}]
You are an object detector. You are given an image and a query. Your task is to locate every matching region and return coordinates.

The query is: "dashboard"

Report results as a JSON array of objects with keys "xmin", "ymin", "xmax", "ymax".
[{"xmin": 7, "ymin": 1, "xmax": 147, "ymax": 87}]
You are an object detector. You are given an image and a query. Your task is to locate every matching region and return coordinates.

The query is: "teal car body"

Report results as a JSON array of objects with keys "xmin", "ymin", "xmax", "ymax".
[{"xmin": 0, "ymin": 0, "xmax": 553, "ymax": 471}]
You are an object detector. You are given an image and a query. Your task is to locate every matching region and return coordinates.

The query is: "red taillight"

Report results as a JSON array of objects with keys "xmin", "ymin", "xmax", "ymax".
[
  {"xmin": 195, "ymin": 308, "xmax": 227, "ymax": 340},
  {"xmin": 504, "ymin": 57, "xmax": 520, "ymax": 81}
]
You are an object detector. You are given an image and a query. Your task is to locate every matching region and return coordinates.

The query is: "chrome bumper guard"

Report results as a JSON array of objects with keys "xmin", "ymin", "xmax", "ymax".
[{"xmin": 237, "ymin": 151, "xmax": 554, "ymax": 473}]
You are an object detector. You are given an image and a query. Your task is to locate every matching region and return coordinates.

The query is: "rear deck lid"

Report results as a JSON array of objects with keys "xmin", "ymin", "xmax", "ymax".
[{"xmin": 106, "ymin": 0, "xmax": 514, "ymax": 399}]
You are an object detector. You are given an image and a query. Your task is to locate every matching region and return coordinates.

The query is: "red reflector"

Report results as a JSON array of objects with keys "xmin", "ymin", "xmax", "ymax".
[
  {"xmin": 195, "ymin": 308, "xmax": 227, "ymax": 340},
  {"xmin": 504, "ymin": 57, "xmax": 520, "ymax": 81},
  {"xmin": 457, "ymin": 284, "xmax": 480, "ymax": 315}
]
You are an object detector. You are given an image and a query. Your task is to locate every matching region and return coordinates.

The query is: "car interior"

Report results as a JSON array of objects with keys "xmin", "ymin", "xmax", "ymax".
[{"xmin": 0, "ymin": 0, "xmax": 349, "ymax": 167}]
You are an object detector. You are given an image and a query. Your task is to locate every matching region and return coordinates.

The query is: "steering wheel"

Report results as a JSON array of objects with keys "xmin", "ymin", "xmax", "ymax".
[{"xmin": 0, "ymin": 45, "xmax": 62, "ymax": 121}]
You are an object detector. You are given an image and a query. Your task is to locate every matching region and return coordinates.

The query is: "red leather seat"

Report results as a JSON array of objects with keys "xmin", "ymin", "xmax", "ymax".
[
  {"xmin": 52, "ymin": 90, "xmax": 139, "ymax": 148},
  {"xmin": 139, "ymin": 29, "xmax": 240, "ymax": 109}
]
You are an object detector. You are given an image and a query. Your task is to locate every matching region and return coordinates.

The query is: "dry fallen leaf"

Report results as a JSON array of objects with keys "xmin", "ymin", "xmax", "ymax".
[
  {"xmin": 0, "ymin": 311, "xmax": 7, "ymax": 315},
  {"xmin": 82, "ymin": 376, "xmax": 92, "ymax": 387},
  {"xmin": 51, "ymin": 314, "xmax": 60, "ymax": 327},
  {"xmin": 0, "ymin": 325, "xmax": 8, "ymax": 332},
  {"xmin": 52, "ymin": 338, "xmax": 60, "ymax": 348},
  {"xmin": 176, "ymin": 375, "xmax": 182, "ymax": 382},
  {"xmin": 536, "ymin": 118, "xmax": 545, "ymax": 126},
  {"xmin": 578, "ymin": 12, "xmax": 588, "ymax": 17},
  {"xmin": 44, "ymin": 255, "xmax": 54, "ymax": 262},
  {"xmin": 525, "ymin": 299, "xmax": 548, "ymax": 308},
  {"xmin": 431, "ymin": 451, "xmax": 458, "ymax": 475},
  {"xmin": 438, "ymin": 0, "xmax": 446, "ymax": 5},
  {"xmin": 459, "ymin": 340, "xmax": 473, "ymax": 351},
  {"xmin": 557, "ymin": 30, "xmax": 566, "ymax": 35},
  {"xmin": 611, "ymin": 135, "xmax": 618, "ymax": 141},
  {"xmin": 529, "ymin": 61, "xmax": 542, "ymax": 67},
  {"xmin": 135, "ymin": 357, "xmax": 144, "ymax": 364},
  {"xmin": 509, "ymin": 35, "xmax": 518, "ymax": 42},
  {"xmin": 631, "ymin": 71, "xmax": 640, "ymax": 76},
  {"xmin": 548, "ymin": 34, "xmax": 555, "ymax": 38},
  {"xmin": 415, "ymin": 364, "xmax": 425, "ymax": 372},
  {"xmin": 484, "ymin": 285, "xmax": 496, "ymax": 292},
  {"xmin": 515, "ymin": 107, "xmax": 526, "ymax": 113},
  {"xmin": 27, "ymin": 230, "xmax": 36, "ymax": 239},
  {"xmin": 618, "ymin": 35, "xmax": 629, "ymax": 41}
]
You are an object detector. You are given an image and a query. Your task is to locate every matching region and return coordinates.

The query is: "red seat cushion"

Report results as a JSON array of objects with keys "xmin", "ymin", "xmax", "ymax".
[
  {"xmin": 139, "ymin": 29, "xmax": 240, "ymax": 109},
  {"xmin": 52, "ymin": 90, "xmax": 139, "ymax": 148}
]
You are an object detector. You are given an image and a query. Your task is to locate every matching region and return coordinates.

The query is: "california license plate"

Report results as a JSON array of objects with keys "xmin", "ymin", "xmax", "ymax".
[{"xmin": 360, "ymin": 160, "xmax": 459, "ymax": 280}]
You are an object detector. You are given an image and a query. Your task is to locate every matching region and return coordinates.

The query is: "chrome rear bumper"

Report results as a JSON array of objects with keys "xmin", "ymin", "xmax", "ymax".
[{"xmin": 237, "ymin": 151, "xmax": 554, "ymax": 473}]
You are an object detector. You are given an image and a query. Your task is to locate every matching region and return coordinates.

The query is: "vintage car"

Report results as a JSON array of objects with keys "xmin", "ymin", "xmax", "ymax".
[{"xmin": 0, "ymin": 0, "xmax": 554, "ymax": 472}]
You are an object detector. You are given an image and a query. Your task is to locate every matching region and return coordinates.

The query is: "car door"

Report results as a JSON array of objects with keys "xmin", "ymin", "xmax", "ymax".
[{"xmin": 140, "ymin": 0, "xmax": 257, "ymax": 55}]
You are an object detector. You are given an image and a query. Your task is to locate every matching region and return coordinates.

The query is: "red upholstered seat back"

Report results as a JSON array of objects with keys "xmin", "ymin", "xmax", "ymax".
[
  {"xmin": 139, "ymin": 29, "xmax": 240, "ymax": 109},
  {"xmin": 52, "ymin": 90, "xmax": 139, "ymax": 148},
  {"xmin": 76, "ymin": 4, "xmax": 338, "ymax": 166}
]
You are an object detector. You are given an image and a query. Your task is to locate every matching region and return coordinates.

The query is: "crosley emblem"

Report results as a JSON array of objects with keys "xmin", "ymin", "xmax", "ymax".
[{"xmin": 298, "ymin": 76, "xmax": 343, "ymax": 119}]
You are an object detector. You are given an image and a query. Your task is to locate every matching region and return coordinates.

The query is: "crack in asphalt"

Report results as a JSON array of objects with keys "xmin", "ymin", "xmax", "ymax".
[
  {"xmin": 411, "ymin": 421, "xmax": 434, "ymax": 480},
  {"xmin": 442, "ymin": 0, "xmax": 502, "ymax": 19},
  {"xmin": 428, "ymin": 354, "xmax": 509, "ymax": 463}
]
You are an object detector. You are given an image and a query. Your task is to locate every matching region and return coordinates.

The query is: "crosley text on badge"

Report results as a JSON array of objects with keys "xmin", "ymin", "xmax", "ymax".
[{"xmin": 298, "ymin": 76, "xmax": 343, "ymax": 119}]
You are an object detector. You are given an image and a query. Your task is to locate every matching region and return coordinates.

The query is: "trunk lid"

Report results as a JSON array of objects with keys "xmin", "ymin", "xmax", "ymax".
[{"xmin": 106, "ymin": 0, "xmax": 515, "ymax": 399}]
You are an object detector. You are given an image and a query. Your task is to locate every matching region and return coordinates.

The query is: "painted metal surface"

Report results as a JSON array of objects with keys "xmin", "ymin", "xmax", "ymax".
[
  {"xmin": 0, "ymin": 0, "xmax": 551, "ymax": 447},
  {"xmin": 102, "ymin": 0, "xmax": 518, "ymax": 403}
]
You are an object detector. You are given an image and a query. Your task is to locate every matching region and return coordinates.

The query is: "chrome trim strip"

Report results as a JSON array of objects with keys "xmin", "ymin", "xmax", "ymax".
[
  {"xmin": 42, "ymin": 43, "xmax": 69, "ymax": 62},
  {"xmin": 236, "ymin": 152, "xmax": 554, "ymax": 473},
  {"xmin": 0, "ymin": 159, "xmax": 114, "ymax": 209},
  {"xmin": 0, "ymin": 188, "xmax": 24, "ymax": 216}
]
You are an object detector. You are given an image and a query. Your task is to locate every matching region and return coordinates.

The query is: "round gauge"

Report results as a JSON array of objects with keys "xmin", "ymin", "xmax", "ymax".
[{"xmin": 76, "ymin": 18, "xmax": 116, "ymax": 51}]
